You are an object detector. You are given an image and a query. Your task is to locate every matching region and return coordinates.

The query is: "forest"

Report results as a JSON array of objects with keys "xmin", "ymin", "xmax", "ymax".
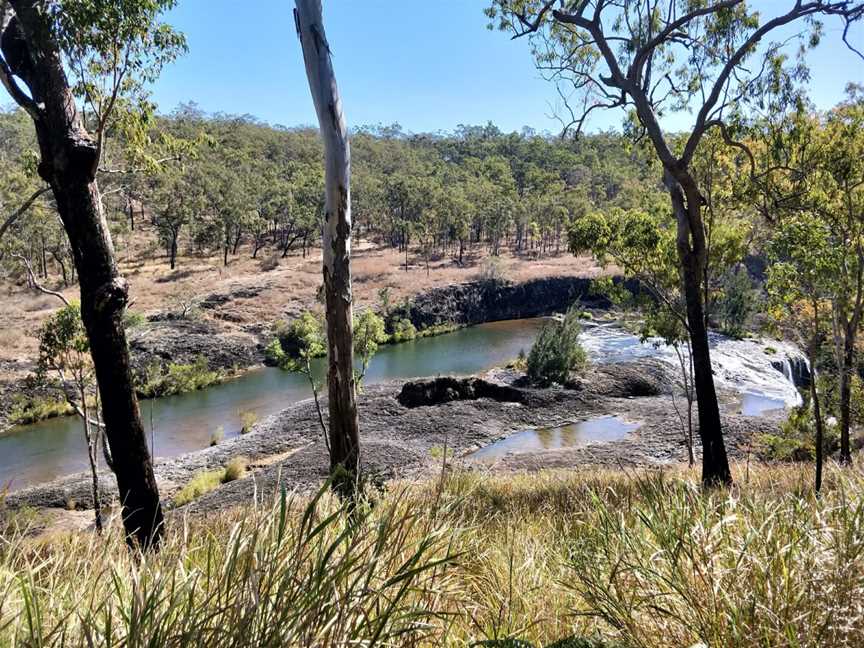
[
  {"xmin": 1, "ymin": 107, "xmax": 660, "ymax": 275},
  {"xmin": 1, "ymin": 0, "xmax": 864, "ymax": 646}
]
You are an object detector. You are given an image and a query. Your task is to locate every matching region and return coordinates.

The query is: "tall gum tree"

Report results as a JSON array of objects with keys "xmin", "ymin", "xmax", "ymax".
[
  {"xmin": 295, "ymin": 0, "xmax": 361, "ymax": 496},
  {"xmin": 754, "ymin": 91, "xmax": 864, "ymax": 465},
  {"xmin": 488, "ymin": 0, "xmax": 864, "ymax": 486},
  {"xmin": 0, "ymin": 0, "xmax": 183, "ymax": 548}
]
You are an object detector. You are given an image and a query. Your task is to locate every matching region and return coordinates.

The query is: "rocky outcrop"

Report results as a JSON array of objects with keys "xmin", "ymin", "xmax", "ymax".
[
  {"xmin": 392, "ymin": 276, "xmax": 641, "ymax": 330},
  {"xmin": 398, "ymin": 377, "xmax": 527, "ymax": 408},
  {"xmin": 128, "ymin": 319, "xmax": 260, "ymax": 375}
]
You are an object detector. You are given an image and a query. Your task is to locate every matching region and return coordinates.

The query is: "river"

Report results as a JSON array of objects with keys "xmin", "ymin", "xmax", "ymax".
[
  {"xmin": 1, "ymin": 317, "xmax": 803, "ymax": 490},
  {"xmin": 1, "ymin": 319, "xmax": 544, "ymax": 490}
]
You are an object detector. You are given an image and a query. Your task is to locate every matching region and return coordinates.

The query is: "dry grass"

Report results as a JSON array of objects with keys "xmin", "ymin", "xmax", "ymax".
[
  {"xmin": 2, "ymin": 461, "xmax": 863, "ymax": 646},
  {"xmin": 0, "ymin": 223, "xmax": 601, "ymax": 379}
]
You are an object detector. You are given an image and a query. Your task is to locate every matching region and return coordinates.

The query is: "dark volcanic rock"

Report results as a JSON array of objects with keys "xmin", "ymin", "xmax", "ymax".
[
  {"xmin": 128, "ymin": 319, "xmax": 259, "ymax": 374},
  {"xmin": 393, "ymin": 276, "xmax": 642, "ymax": 329},
  {"xmin": 398, "ymin": 376, "xmax": 527, "ymax": 407},
  {"xmin": 577, "ymin": 360, "xmax": 673, "ymax": 398}
]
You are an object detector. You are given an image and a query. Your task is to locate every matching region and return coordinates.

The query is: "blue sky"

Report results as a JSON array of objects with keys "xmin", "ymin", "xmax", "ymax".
[{"xmin": 5, "ymin": 1, "xmax": 864, "ymax": 134}]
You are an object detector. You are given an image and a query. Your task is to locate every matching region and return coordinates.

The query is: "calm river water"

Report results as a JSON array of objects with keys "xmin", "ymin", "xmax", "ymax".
[{"xmin": 1, "ymin": 319, "xmax": 544, "ymax": 489}]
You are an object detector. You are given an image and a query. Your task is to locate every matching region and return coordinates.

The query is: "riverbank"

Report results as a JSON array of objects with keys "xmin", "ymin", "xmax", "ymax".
[
  {"xmin": 0, "ymin": 274, "xmax": 617, "ymax": 431},
  {"xmin": 6, "ymin": 356, "xmax": 785, "ymax": 513}
]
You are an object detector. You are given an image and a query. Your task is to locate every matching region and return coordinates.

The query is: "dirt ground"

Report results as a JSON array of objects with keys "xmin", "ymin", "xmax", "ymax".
[{"xmin": 0, "ymin": 223, "xmax": 600, "ymax": 380}]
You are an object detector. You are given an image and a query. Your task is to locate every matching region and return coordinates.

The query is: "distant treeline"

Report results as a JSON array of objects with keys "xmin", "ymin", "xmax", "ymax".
[{"xmin": 0, "ymin": 104, "xmax": 663, "ymax": 281}]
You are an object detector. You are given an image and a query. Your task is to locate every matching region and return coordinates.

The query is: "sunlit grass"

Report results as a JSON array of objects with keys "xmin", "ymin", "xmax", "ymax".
[{"xmin": 1, "ymin": 461, "xmax": 863, "ymax": 646}]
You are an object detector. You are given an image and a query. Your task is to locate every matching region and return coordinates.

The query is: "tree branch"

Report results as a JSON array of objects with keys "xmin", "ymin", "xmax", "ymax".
[
  {"xmin": 0, "ymin": 2, "xmax": 41, "ymax": 119},
  {"xmin": 11, "ymin": 252, "xmax": 70, "ymax": 305},
  {"xmin": 0, "ymin": 185, "xmax": 50, "ymax": 241}
]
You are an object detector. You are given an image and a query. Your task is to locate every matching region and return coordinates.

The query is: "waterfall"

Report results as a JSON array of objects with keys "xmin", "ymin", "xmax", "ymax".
[{"xmin": 781, "ymin": 358, "xmax": 794, "ymax": 384}]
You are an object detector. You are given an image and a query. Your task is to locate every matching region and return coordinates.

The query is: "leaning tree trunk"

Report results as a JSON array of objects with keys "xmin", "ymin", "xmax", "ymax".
[
  {"xmin": 666, "ymin": 171, "xmax": 732, "ymax": 487},
  {"xmin": 2, "ymin": 2, "xmax": 164, "ymax": 548},
  {"xmin": 295, "ymin": 0, "xmax": 361, "ymax": 498},
  {"xmin": 838, "ymin": 327, "xmax": 856, "ymax": 464},
  {"xmin": 809, "ymin": 348, "xmax": 825, "ymax": 493}
]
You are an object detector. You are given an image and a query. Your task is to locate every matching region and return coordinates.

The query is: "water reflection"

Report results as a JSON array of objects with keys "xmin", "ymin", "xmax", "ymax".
[
  {"xmin": 471, "ymin": 415, "xmax": 640, "ymax": 461},
  {"xmin": 1, "ymin": 319, "xmax": 545, "ymax": 490}
]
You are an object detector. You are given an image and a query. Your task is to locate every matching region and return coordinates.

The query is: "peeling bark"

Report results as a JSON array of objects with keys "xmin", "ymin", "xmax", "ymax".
[{"xmin": 295, "ymin": 0, "xmax": 361, "ymax": 497}]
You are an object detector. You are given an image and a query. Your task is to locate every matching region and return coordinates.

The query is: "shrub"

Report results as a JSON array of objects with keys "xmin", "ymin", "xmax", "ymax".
[
  {"xmin": 209, "ymin": 426, "xmax": 224, "ymax": 447},
  {"xmin": 271, "ymin": 311, "xmax": 326, "ymax": 362},
  {"xmin": 222, "ymin": 457, "xmax": 248, "ymax": 483},
  {"xmin": 173, "ymin": 469, "xmax": 225, "ymax": 506},
  {"xmin": 527, "ymin": 307, "xmax": 587, "ymax": 385},
  {"xmin": 760, "ymin": 404, "xmax": 839, "ymax": 461},
  {"xmin": 7, "ymin": 394, "xmax": 73, "ymax": 425},
  {"xmin": 714, "ymin": 266, "xmax": 761, "ymax": 338},
  {"xmin": 391, "ymin": 318, "xmax": 417, "ymax": 343},
  {"xmin": 122, "ymin": 310, "xmax": 146, "ymax": 330},
  {"xmin": 259, "ymin": 254, "xmax": 280, "ymax": 272},
  {"xmin": 136, "ymin": 357, "xmax": 222, "ymax": 398},
  {"xmin": 239, "ymin": 410, "xmax": 258, "ymax": 434},
  {"xmin": 476, "ymin": 256, "xmax": 507, "ymax": 284}
]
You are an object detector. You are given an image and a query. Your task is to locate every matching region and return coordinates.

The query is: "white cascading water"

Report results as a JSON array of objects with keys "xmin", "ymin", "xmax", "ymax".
[{"xmin": 579, "ymin": 322, "xmax": 804, "ymax": 411}]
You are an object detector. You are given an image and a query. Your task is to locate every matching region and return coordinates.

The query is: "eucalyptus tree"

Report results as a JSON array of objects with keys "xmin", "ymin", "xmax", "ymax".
[
  {"xmin": 488, "ymin": 0, "xmax": 864, "ymax": 486},
  {"xmin": 0, "ymin": 0, "xmax": 184, "ymax": 548},
  {"xmin": 296, "ymin": 0, "xmax": 362, "ymax": 498},
  {"xmin": 766, "ymin": 213, "xmax": 838, "ymax": 491},
  {"xmin": 151, "ymin": 166, "xmax": 204, "ymax": 269},
  {"xmin": 755, "ymin": 92, "xmax": 864, "ymax": 464}
]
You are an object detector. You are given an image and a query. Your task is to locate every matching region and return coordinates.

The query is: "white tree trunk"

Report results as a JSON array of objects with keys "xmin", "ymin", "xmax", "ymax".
[{"xmin": 295, "ymin": 0, "xmax": 360, "ymax": 495}]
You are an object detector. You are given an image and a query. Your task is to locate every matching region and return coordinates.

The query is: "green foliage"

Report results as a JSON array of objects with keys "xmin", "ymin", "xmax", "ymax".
[
  {"xmin": 122, "ymin": 310, "xmax": 146, "ymax": 330},
  {"xmin": 137, "ymin": 356, "xmax": 221, "ymax": 398},
  {"xmin": 271, "ymin": 312, "xmax": 326, "ymax": 371},
  {"xmin": 37, "ymin": 303, "xmax": 90, "ymax": 377},
  {"xmin": 713, "ymin": 267, "xmax": 761, "ymax": 338},
  {"xmin": 222, "ymin": 457, "xmax": 248, "ymax": 483},
  {"xmin": 527, "ymin": 308, "xmax": 587, "ymax": 385},
  {"xmin": 264, "ymin": 338, "xmax": 286, "ymax": 367},
  {"xmin": 353, "ymin": 309, "xmax": 386, "ymax": 383},
  {"xmin": 391, "ymin": 318, "xmax": 417, "ymax": 343},
  {"xmin": 760, "ymin": 404, "xmax": 838, "ymax": 462},
  {"xmin": 239, "ymin": 410, "xmax": 258, "ymax": 434},
  {"xmin": 7, "ymin": 394, "xmax": 73, "ymax": 426},
  {"xmin": 173, "ymin": 468, "xmax": 225, "ymax": 506}
]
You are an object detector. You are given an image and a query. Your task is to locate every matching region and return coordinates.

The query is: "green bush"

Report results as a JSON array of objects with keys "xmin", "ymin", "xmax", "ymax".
[
  {"xmin": 527, "ymin": 307, "xmax": 587, "ymax": 385},
  {"xmin": 7, "ymin": 394, "xmax": 73, "ymax": 425},
  {"xmin": 173, "ymin": 469, "xmax": 225, "ymax": 506},
  {"xmin": 760, "ymin": 404, "xmax": 838, "ymax": 461},
  {"xmin": 272, "ymin": 312, "xmax": 325, "ymax": 361},
  {"xmin": 122, "ymin": 310, "xmax": 146, "ymax": 330},
  {"xmin": 391, "ymin": 318, "xmax": 417, "ymax": 343},
  {"xmin": 239, "ymin": 410, "xmax": 258, "ymax": 434},
  {"xmin": 714, "ymin": 266, "xmax": 761, "ymax": 338},
  {"xmin": 137, "ymin": 356, "xmax": 222, "ymax": 398},
  {"xmin": 222, "ymin": 457, "xmax": 248, "ymax": 483}
]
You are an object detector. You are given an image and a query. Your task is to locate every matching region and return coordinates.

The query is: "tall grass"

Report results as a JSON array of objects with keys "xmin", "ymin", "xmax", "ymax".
[
  {"xmin": 1, "ymin": 462, "xmax": 864, "ymax": 646},
  {"xmin": 0, "ymin": 485, "xmax": 457, "ymax": 646}
]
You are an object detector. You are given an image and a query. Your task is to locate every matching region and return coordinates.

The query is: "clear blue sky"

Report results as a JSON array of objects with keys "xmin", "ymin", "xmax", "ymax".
[{"xmin": 5, "ymin": 1, "xmax": 864, "ymax": 134}]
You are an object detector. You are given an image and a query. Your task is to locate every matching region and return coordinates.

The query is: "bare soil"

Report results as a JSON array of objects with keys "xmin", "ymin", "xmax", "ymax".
[{"xmin": 0, "ymin": 226, "xmax": 601, "ymax": 383}]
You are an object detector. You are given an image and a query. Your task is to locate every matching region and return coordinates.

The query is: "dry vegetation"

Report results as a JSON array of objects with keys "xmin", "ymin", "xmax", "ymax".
[
  {"xmin": 0, "ymin": 222, "xmax": 600, "ymax": 374},
  {"xmin": 2, "ymin": 461, "xmax": 862, "ymax": 647}
]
